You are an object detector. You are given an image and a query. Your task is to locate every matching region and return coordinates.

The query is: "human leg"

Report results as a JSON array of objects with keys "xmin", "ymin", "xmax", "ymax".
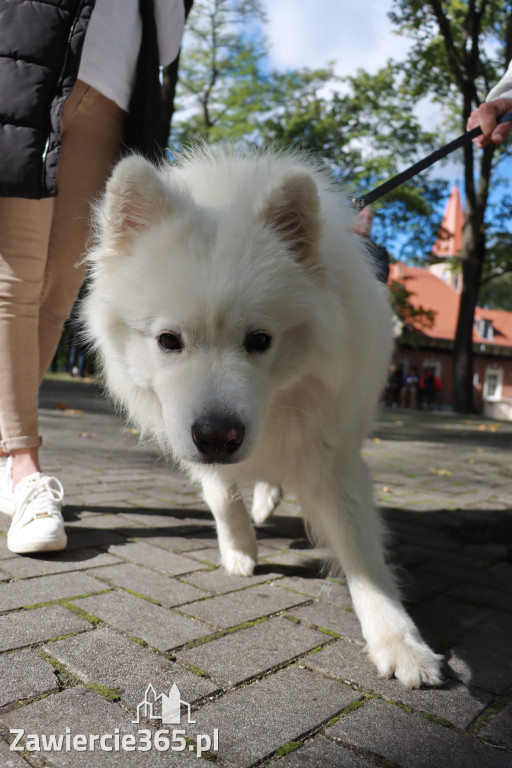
[{"xmin": 38, "ymin": 81, "xmax": 126, "ymax": 379}]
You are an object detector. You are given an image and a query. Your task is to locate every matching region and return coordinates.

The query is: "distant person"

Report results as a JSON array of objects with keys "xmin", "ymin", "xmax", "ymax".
[
  {"xmin": 65, "ymin": 311, "xmax": 87, "ymax": 378},
  {"xmin": 466, "ymin": 59, "xmax": 512, "ymax": 146},
  {"xmin": 385, "ymin": 364, "xmax": 402, "ymax": 408},
  {"xmin": 401, "ymin": 366, "xmax": 419, "ymax": 409},
  {"xmin": 419, "ymin": 368, "xmax": 442, "ymax": 410},
  {"xmin": 352, "ymin": 207, "xmax": 390, "ymax": 284}
]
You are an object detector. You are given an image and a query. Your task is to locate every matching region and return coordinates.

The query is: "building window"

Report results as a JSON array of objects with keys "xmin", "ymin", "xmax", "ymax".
[
  {"xmin": 484, "ymin": 367, "xmax": 503, "ymax": 401},
  {"xmin": 476, "ymin": 318, "xmax": 494, "ymax": 341}
]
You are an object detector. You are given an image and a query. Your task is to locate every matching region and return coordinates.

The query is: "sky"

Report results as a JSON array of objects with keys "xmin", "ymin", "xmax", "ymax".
[{"xmin": 263, "ymin": 0, "xmax": 411, "ymax": 79}]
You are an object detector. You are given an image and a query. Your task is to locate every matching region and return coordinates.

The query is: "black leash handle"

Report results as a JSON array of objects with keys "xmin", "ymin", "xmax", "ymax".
[{"xmin": 353, "ymin": 112, "xmax": 512, "ymax": 211}]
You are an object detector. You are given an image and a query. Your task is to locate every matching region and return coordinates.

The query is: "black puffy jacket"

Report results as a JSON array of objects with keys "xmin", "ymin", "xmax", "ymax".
[{"xmin": 0, "ymin": 0, "xmax": 165, "ymax": 199}]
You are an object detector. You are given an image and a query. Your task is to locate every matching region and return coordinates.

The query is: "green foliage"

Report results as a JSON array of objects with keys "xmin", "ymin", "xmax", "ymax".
[{"xmin": 389, "ymin": 279, "xmax": 437, "ymax": 345}]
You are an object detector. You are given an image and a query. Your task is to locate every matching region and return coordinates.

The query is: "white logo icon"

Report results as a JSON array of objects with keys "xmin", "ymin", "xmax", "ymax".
[{"xmin": 133, "ymin": 683, "xmax": 196, "ymax": 725}]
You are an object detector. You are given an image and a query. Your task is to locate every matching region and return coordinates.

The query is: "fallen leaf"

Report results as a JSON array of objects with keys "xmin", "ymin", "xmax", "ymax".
[
  {"xmin": 124, "ymin": 428, "xmax": 140, "ymax": 435},
  {"xmin": 371, "ymin": 437, "xmax": 381, "ymax": 443},
  {"xmin": 56, "ymin": 402, "xmax": 67, "ymax": 410},
  {"xmin": 394, "ymin": 420, "xmax": 405, "ymax": 427},
  {"xmin": 382, "ymin": 486, "xmax": 393, "ymax": 493},
  {"xmin": 430, "ymin": 468, "xmax": 453, "ymax": 477}
]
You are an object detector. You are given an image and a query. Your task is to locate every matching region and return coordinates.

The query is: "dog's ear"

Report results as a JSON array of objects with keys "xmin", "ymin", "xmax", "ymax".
[
  {"xmin": 259, "ymin": 167, "xmax": 320, "ymax": 268},
  {"xmin": 99, "ymin": 155, "xmax": 185, "ymax": 245}
]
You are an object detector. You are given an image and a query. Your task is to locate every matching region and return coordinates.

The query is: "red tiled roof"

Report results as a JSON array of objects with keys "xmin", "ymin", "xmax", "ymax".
[{"xmin": 388, "ymin": 263, "xmax": 512, "ymax": 348}]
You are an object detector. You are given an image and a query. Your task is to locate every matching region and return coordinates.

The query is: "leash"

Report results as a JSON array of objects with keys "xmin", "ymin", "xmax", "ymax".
[{"xmin": 353, "ymin": 112, "xmax": 512, "ymax": 211}]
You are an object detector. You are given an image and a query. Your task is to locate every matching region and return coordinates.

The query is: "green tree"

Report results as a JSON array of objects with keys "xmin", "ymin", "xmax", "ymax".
[
  {"xmin": 389, "ymin": 0, "xmax": 512, "ymax": 412},
  {"xmin": 171, "ymin": 0, "xmax": 270, "ymax": 144}
]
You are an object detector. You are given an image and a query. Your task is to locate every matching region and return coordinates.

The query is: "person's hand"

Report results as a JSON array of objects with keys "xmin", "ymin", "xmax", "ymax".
[{"xmin": 467, "ymin": 97, "xmax": 512, "ymax": 147}]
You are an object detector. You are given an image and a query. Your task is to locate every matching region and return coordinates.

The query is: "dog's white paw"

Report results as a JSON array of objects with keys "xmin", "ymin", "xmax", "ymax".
[
  {"xmin": 222, "ymin": 548, "xmax": 257, "ymax": 577},
  {"xmin": 251, "ymin": 483, "xmax": 282, "ymax": 524},
  {"xmin": 368, "ymin": 636, "xmax": 443, "ymax": 689}
]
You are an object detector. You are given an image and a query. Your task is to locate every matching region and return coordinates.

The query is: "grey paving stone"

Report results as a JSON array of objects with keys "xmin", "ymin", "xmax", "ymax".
[
  {"xmin": 181, "ymin": 583, "xmax": 309, "ymax": 629},
  {"xmin": 448, "ymin": 627, "xmax": 512, "ymax": 692},
  {"xmin": 184, "ymin": 566, "xmax": 282, "ymax": 595},
  {"xmin": 87, "ymin": 563, "xmax": 207, "ymax": 606},
  {"xmin": 273, "ymin": 576, "xmax": 352, "ymax": 606},
  {"xmin": 177, "ymin": 617, "xmax": 326, "ymax": 684},
  {"xmin": 185, "ymin": 543, "xmax": 279, "ymax": 568},
  {"xmin": 134, "ymin": 532, "xmax": 215, "ymax": 553},
  {"xmin": 446, "ymin": 581, "xmax": 512, "ymax": 613},
  {"xmin": 74, "ymin": 591, "xmax": 211, "ymax": 650},
  {"xmin": 105, "ymin": 540, "xmax": 207, "ymax": 576},
  {"xmin": 273, "ymin": 736, "xmax": 375, "ymax": 767},
  {"xmin": 328, "ymin": 698, "xmax": 510, "ymax": 768},
  {"xmin": 409, "ymin": 594, "xmax": 492, "ymax": 641},
  {"xmin": 287, "ymin": 602, "xmax": 364, "ymax": 644},
  {"xmin": 0, "ymin": 549, "xmax": 119, "ymax": 579},
  {"xmin": 306, "ymin": 638, "xmax": 491, "ymax": 729},
  {"xmin": 0, "ymin": 687, "xmax": 206, "ymax": 766},
  {"xmin": 480, "ymin": 700, "xmax": 512, "ymax": 751},
  {"xmin": 44, "ymin": 627, "xmax": 217, "ymax": 707},
  {"xmin": 0, "ymin": 605, "xmax": 91, "ymax": 651},
  {"xmin": 0, "ymin": 572, "xmax": 105, "ymax": 611},
  {"xmin": 0, "ymin": 738, "xmax": 33, "ymax": 767},
  {"xmin": 190, "ymin": 666, "xmax": 360, "ymax": 767},
  {"xmin": 0, "ymin": 649, "xmax": 59, "ymax": 706}
]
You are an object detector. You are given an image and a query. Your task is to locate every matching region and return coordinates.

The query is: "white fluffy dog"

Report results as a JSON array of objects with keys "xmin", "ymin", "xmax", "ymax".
[{"xmin": 83, "ymin": 146, "xmax": 442, "ymax": 688}]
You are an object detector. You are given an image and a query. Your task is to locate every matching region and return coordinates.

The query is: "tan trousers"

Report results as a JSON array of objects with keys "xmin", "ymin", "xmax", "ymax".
[{"xmin": 0, "ymin": 80, "xmax": 126, "ymax": 452}]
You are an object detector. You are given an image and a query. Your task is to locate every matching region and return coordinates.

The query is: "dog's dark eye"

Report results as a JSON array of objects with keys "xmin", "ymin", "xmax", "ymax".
[
  {"xmin": 245, "ymin": 331, "xmax": 272, "ymax": 354},
  {"xmin": 158, "ymin": 332, "xmax": 184, "ymax": 352}
]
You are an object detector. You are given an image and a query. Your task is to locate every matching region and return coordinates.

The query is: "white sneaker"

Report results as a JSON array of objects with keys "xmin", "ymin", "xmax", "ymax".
[
  {"xmin": 0, "ymin": 456, "xmax": 15, "ymax": 516},
  {"xmin": 7, "ymin": 473, "xmax": 67, "ymax": 554}
]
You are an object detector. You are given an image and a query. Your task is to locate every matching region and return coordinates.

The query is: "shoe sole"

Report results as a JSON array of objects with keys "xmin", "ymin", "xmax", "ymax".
[{"xmin": 7, "ymin": 533, "xmax": 68, "ymax": 554}]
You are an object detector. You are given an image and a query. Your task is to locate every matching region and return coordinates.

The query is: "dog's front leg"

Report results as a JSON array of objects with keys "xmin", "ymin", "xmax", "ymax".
[
  {"xmin": 300, "ymin": 453, "xmax": 443, "ymax": 689},
  {"xmin": 200, "ymin": 475, "xmax": 258, "ymax": 576}
]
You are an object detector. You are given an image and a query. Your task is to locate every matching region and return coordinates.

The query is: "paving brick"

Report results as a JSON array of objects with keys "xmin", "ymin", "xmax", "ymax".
[
  {"xmin": 105, "ymin": 540, "xmax": 207, "ymax": 576},
  {"xmin": 190, "ymin": 666, "xmax": 360, "ymax": 767},
  {"xmin": 74, "ymin": 591, "xmax": 210, "ymax": 650},
  {"xmin": 184, "ymin": 566, "xmax": 282, "ymax": 595},
  {"xmin": 273, "ymin": 576, "xmax": 352, "ymax": 606},
  {"xmin": 87, "ymin": 563, "xmax": 207, "ymax": 606},
  {"xmin": 44, "ymin": 627, "xmax": 217, "ymax": 707},
  {"xmin": 0, "ymin": 649, "xmax": 59, "ymax": 706},
  {"xmin": 448, "ymin": 627, "xmax": 512, "ymax": 692},
  {"xmin": 306, "ymin": 638, "xmax": 491, "ymax": 729},
  {"xmin": 181, "ymin": 583, "xmax": 309, "ymax": 629},
  {"xmin": 287, "ymin": 602, "xmax": 364, "ymax": 644},
  {"xmin": 328, "ymin": 698, "xmax": 510, "ymax": 768},
  {"xmin": 0, "ymin": 738, "xmax": 33, "ymax": 767},
  {"xmin": 273, "ymin": 736, "xmax": 375, "ymax": 767},
  {"xmin": 0, "ymin": 687, "xmax": 205, "ymax": 766},
  {"xmin": 0, "ymin": 605, "xmax": 91, "ymax": 651},
  {"xmin": 0, "ymin": 572, "xmax": 105, "ymax": 611},
  {"xmin": 409, "ymin": 594, "xmax": 492, "ymax": 641},
  {"xmin": 480, "ymin": 700, "xmax": 512, "ymax": 751},
  {"xmin": 0, "ymin": 550, "xmax": 119, "ymax": 579},
  {"xmin": 177, "ymin": 617, "xmax": 326, "ymax": 685},
  {"xmin": 185, "ymin": 543, "xmax": 279, "ymax": 568}
]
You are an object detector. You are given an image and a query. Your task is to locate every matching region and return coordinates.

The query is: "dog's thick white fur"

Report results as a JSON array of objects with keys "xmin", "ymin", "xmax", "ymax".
[{"xmin": 83, "ymin": 145, "xmax": 442, "ymax": 688}]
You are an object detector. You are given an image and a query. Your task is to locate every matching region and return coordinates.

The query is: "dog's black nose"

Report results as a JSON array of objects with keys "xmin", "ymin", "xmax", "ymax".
[{"xmin": 191, "ymin": 415, "xmax": 245, "ymax": 462}]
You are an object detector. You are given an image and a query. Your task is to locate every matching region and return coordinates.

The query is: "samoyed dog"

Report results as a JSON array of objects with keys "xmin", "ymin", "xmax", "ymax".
[{"xmin": 83, "ymin": 146, "xmax": 442, "ymax": 688}]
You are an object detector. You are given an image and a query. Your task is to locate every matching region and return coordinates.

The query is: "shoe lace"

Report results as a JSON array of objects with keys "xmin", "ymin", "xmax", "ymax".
[{"xmin": 17, "ymin": 475, "xmax": 64, "ymax": 521}]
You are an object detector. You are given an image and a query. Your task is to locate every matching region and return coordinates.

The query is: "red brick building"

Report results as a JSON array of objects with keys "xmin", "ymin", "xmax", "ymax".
[{"xmin": 389, "ymin": 262, "xmax": 512, "ymax": 415}]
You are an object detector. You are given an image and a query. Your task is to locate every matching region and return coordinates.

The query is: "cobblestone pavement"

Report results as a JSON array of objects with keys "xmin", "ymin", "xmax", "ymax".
[{"xmin": 0, "ymin": 375, "xmax": 511, "ymax": 767}]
